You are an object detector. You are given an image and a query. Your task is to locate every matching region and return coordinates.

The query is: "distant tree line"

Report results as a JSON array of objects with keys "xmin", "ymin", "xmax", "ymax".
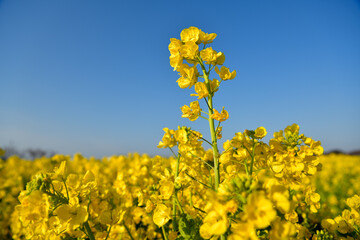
[
  {"xmin": 0, "ymin": 145, "xmax": 56, "ymax": 160},
  {"xmin": 324, "ymin": 149, "xmax": 360, "ymax": 155}
]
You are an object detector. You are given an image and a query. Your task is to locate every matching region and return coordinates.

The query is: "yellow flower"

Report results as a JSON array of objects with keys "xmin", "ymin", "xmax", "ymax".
[
  {"xmin": 200, "ymin": 206, "xmax": 229, "ymax": 238},
  {"xmin": 176, "ymin": 76, "xmax": 191, "ymax": 89},
  {"xmin": 158, "ymin": 128, "xmax": 176, "ymax": 148},
  {"xmin": 228, "ymin": 222, "xmax": 258, "ymax": 240},
  {"xmin": 311, "ymin": 140, "xmax": 324, "ymax": 155},
  {"xmin": 179, "ymin": 41, "xmax": 199, "ymax": 59},
  {"xmin": 189, "ymin": 101, "xmax": 201, "ymax": 115},
  {"xmin": 52, "ymin": 161, "xmax": 67, "ymax": 180},
  {"xmin": 200, "ymin": 47, "xmax": 222, "ymax": 64},
  {"xmin": 199, "ymin": 30, "xmax": 217, "ymax": 44},
  {"xmin": 82, "ymin": 170, "xmax": 95, "ymax": 185},
  {"xmin": 54, "ymin": 203, "xmax": 88, "ymax": 231},
  {"xmin": 210, "ymin": 108, "xmax": 229, "ymax": 122},
  {"xmin": 159, "ymin": 179, "xmax": 174, "ymax": 200},
  {"xmin": 192, "ymin": 82, "xmax": 209, "ymax": 99},
  {"xmin": 215, "ymin": 66, "xmax": 236, "ymax": 80},
  {"xmin": 168, "ymin": 38, "xmax": 182, "ymax": 56},
  {"xmin": 215, "ymin": 52, "xmax": 225, "ymax": 65},
  {"xmin": 176, "ymin": 65, "xmax": 198, "ymax": 88},
  {"xmin": 111, "ymin": 208, "xmax": 126, "ymax": 225},
  {"xmin": 199, "ymin": 215, "xmax": 228, "ymax": 239},
  {"xmin": 145, "ymin": 199, "xmax": 155, "ymax": 213},
  {"xmin": 225, "ymin": 199, "xmax": 238, "ymax": 214},
  {"xmin": 233, "ymin": 148, "xmax": 248, "ymax": 160},
  {"xmin": 17, "ymin": 190, "xmax": 49, "ymax": 226},
  {"xmin": 269, "ymin": 218, "xmax": 296, "ymax": 240},
  {"xmin": 321, "ymin": 219, "xmax": 336, "ymax": 233},
  {"xmin": 132, "ymin": 207, "xmax": 146, "ymax": 224},
  {"xmin": 169, "ymin": 54, "xmax": 183, "ymax": 71},
  {"xmin": 334, "ymin": 216, "xmax": 353, "ymax": 234},
  {"xmin": 153, "ymin": 204, "xmax": 171, "ymax": 227},
  {"xmin": 180, "ymin": 26, "xmax": 200, "ymax": 43},
  {"xmin": 284, "ymin": 123, "xmax": 300, "ymax": 137},
  {"xmin": 210, "ymin": 79, "xmax": 220, "ymax": 93},
  {"xmin": 305, "ymin": 186, "xmax": 321, "ymax": 213},
  {"xmin": 216, "ymin": 126, "xmax": 223, "ymax": 139},
  {"xmin": 244, "ymin": 191, "xmax": 277, "ymax": 229},
  {"xmin": 219, "ymin": 141, "xmax": 234, "ymax": 165},
  {"xmin": 174, "ymin": 128, "xmax": 188, "ymax": 144},
  {"xmin": 180, "ymin": 101, "xmax": 201, "ymax": 121},
  {"xmin": 346, "ymin": 194, "xmax": 360, "ymax": 209},
  {"xmin": 254, "ymin": 126, "xmax": 267, "ymax": 139},
  {"xmin": 180, "ymin": 105, "xmax": 192, "ymax": 120},
  {"xmin": 265, "ymin": 181, "xmax": 290, "ymax": 213}
]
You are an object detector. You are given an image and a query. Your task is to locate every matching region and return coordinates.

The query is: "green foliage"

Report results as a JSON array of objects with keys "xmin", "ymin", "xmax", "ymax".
[{"xmin": 178, "ymin": 214, "xmax": 202, "ymax": 240}]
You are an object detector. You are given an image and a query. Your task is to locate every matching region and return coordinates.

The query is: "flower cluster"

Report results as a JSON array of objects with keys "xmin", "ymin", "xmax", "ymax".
[
  {"xmin": 0, "ymin": 27, "xmax": 357, "ymax": 240},
  {"xmin": 9, "ymin": 153, "xmax": 180, "ymax": 239},
  {"xmin": 0, "ymin": 146, "xmax": 358, "ymax": 240},
  {"xmin": 155, "ymin": 26, "xmax": 326, "ymax": 240},
  {"xmin": 170, "ymin": 26, "xmax": 234, "ymax": 126},
  {"xmin": 321, "ymin": 194, "xmax": 360, "ymax": 239},
  {"xmin": 315, "ymin": 154, "xmax": 360, "ymax": 219}
]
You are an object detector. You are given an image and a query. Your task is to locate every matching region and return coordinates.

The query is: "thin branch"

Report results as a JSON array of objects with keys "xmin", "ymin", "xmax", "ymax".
[
  {"xmin": 189, "ymin": 151, "xmax": 213, "ymax": 169},
  {"xmin": 184, "ymin": 171, "xmax": 213, "ymax": 189},
  {"xmin": 105, "ymin": 225, "xmax": 112, "ymax": 240},
  {"xmin": 199, "ymin": 137, "xmax": 213, "ymax": 147},
  {"xmin": 169, "ymin": 147, "xmax": 178, "ymax": 159},
  {"xmin": 199, "ymin": 115, "xmax": 209, "ymax": 120},
  {"xmin": 162, "ymin": 226, "xmax": 169, "ymax": 240},
  {"xmin": 203, "ymin": 97, "xmax": 212, "ymax": 112},
  {"xmin": 123, "ymin": 221, "xmax": 135, "ymax": 240},
  {"xmin": 193, "ymin": 206, "xmax": 206, "ymax": 213},
  {"xmin": 201, "ymin": 110, "xmax": 209, "ymax": 115}
]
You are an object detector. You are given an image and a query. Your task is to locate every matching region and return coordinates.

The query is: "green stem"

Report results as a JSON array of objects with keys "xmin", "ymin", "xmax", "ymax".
[
  {"xmin": 249, "ymin": 140, "xmax": 256, "ymax": 175},
  {"xmin": 172, "ymin": 153, "xmax": 181, "ymax": 231},
  {"xmin": 174, "ymin": 195, "xmax": 185, "ymax": 214},
  {"xmin": 175, "ymin": 153, "xmax": 180, "ymax": 179},
  {"xmin": 190, "ymin": 190, "xmax": 193, "ymax": 207},
  {"xmin": 242, "ymin": 144, "xmax": 253, "ymax": 176},
  {"xmin": 123, "ymin": 221, "xmax": 135, "ymax": 240},
  {"xmin": 62, "ymin": 179, "xmax": 70, "ymax": 201},
  {"xmin": 162, "ymin": 226, "xmax": 169, "ymax": 240},
  {"xmin": 243, "ymin": 158, "xmax": 250, "ymax": 176},
  {"xmin": 199, "ymin": 57, "xmax": 220, "ymax": 191},
  {"xmin": 105, "ymin": 225, "xmax": 112, "ymax": 240},
  {"xmin": 84, "ymin": 221, "xmax": 95, "ymax": 240},
  {"xmin": 172, "ymin": 197, "xmax": 177, "ymax": 231}
]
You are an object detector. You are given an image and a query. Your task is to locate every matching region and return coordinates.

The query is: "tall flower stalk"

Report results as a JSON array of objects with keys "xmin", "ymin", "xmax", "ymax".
[
  {"xmin": 198, "ymin": 57, "xmax": 221, "ymax": 190},
  {"xmin": 157, "ymin": 26, "xmax": 236, "ymax": 239},
  {"xmin": 161, "ymin": 26, "xmax": 236, "ymax": 192}
]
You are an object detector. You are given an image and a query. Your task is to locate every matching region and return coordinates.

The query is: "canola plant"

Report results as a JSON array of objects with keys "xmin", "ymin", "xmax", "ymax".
[{"xmin": 0, "ymin": 27, "xmax": 359, "ymax": 240}]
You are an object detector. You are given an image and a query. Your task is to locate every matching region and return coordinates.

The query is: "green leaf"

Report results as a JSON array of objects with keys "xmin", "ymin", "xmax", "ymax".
[{"xmin": 178, "ymin": 214, "xmax": 202, "ymax": 240}]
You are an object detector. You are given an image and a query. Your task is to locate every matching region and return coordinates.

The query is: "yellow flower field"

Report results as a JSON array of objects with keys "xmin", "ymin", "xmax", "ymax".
[{"xmin": 1, "ymin": 27, "xmax": 359, "ymax": 240}]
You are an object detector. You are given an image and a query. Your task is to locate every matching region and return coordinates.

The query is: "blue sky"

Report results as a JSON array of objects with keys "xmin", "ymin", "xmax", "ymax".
[{"xmin": 0, "ymin": 0, "xmax": 359, "ymax": 157}]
